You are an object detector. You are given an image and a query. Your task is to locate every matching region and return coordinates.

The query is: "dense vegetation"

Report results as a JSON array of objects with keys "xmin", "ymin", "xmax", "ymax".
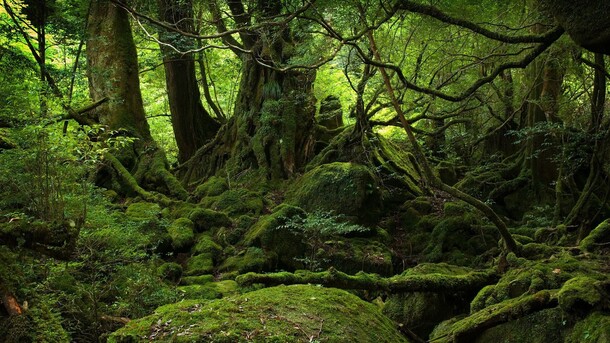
[{"xmin": 1, "ymin": 0, "xmax": 610, "ymax": 342}]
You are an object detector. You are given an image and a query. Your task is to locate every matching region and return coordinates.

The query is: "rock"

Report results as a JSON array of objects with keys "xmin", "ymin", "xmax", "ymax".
[{"xmin": 109, "ymin": 284, "xmax": 410, "ymax": 342}]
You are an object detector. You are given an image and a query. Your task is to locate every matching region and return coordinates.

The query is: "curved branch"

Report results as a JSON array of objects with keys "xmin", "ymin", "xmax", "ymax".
[{"xmin": 394, "ymin": 0, "xmax": 564, "ymax": 44}]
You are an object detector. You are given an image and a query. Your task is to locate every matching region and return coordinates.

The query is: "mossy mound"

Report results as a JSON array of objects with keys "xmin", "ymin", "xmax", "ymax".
[
  {"xmin": 285, "ymin": 162, "xmax": 382, "ymax": 224},
  {"xmin": 184, "ymin": 253, "xmax": 214, "ymax": 276},
  {"xmin": 470, "ymin": 251, "xmax": 607, "ymax": 313},
  {"xmin": 471, "ymin": 307, "xmax": 570, "ymax": 343},
  {"xmin": 383, "ymin": 263, "xmax": 477, "ymax": 338},
  {"xmin": 580, "ymin": 219, "xmax": 610, "ymax": 253},
  {"xmin": 191, "ymin": 233, "xmax": 222, "ymax": 256},
  {"xmin": 557, "ymin": 276, "xmax": 605, "ymax": 314},
  {"xmin": 218, "ymin": 247, "xmax": 269, "ymax": 275},
  {"xmin": 188, "ymin": 207, "xmax": 231, "ymax": 232},
  {"xmin": 109, "ymin": 284, "xmax": 410, "ymax": 343},
  {"xmin": 125, "ymin": 202, "xmax": 161, "ymax": 221},
  {"xmin": 243, "ymin": 204, "xmax": 306, "ymax": 269},
  {"xmin": 178, "ymin": 280, "xmax": 238, "ymax": 300},
  {"xmin": 567, "ymin": 312, "xmax": 610, "ymax": 343},
  {"xmin": 194, "ymin": 175, "xmax": 229, "ymax": 199},
  {"xmin": 167, "ymin": 218, "xmax": 195, "ymax": 252},
  {"xmin": 200, "ymin": 188, "xmax": 266, "ymax": 216},
  {"xmin": 157, "ymin": 262, "xmax": 182, "ymax": 283}
]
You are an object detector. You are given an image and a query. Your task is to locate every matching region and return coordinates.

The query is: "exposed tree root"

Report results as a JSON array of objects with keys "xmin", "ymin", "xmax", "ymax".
[
  {"xmin": 432, "ymin": 291, "xmax": 558, "ymax": 343},
  {"xmin": 0, "ymin": 281, "xmax": 23, "ymax": 316},
  {"xmin": 236, "ymin": 267, "xmax": 498, "ymax": 293}
]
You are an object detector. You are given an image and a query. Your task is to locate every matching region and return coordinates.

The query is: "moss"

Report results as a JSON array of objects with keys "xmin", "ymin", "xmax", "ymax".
[
  {"xmin": 167, "ymin": 218, "xmax": 195, "ymax": 252},
  {"xmin": 243, "ymin": 204, "xmax": 306, "ymax": 269},
  {"xmin": 315, "ymin": 238, "xmax": 393, "ymax": 276},
  {"xmin": 109, "ymin": 284, "xmax": 410, "ymax": 343},
  {"xmin": 188, "ymin": 207, "xmax": 231, "ymax": 232},
  {"xmin": 184, "ymin": 253, "xmax": 214, "ymax": 276},
  {"xmin": 169, "ymin": 202, "xmax": 196, "ymax": 219},
  {"xmin": 430, "ymin": 291, "xmax": 556, "ymax": 343},
  {"xmin": 219, "ymin": 247, "xmax": 269, "ymax": 274},
  {"xmin": 580, "ymin": 219, "xmax": 610, "ymax": 253},
  {"xmin": 194, "ymin": 176, "xmax": 229, "ymax": 199},
  {"xmin": 180, "ymin": 274, "xmax": 215, "ymax": 285},
  {"xmin": 178, "ymin": 284, "xmax": 222, "ymax": 300},
  {"xmin": 567, "ymin": 312, "xmax": 610, "ymax": 343},
  {"xmin": 470, "ymin": 251, "xmax": 607, "ymax": 313},
  {"xmin": 473, "ymin": 307, "xmax": 570, "ymax": 343},
  {"xmin": 200, "ymin": 188, "xmax": 265, "ymax": 216},
  {"xmin": 191, "ymin": 233, "xmax": 222, "ymax": 256},
  {"xmin": 285, "ymin": 162, "xmax": 382, "ymax": 224},
  {"xmin": 383, "ymin": 263, "xmax": 477, "ymax": 338},
  {"xmin": 157, "ymin": 262, "xmax": 183, "ymax": 283},
  {"xmin": 557, "ymin": 276, "xmax": 604, "ymax": 314},
  {"xmin": 125, "ymin": 202, "xmax": 161, "ymax": 221}
]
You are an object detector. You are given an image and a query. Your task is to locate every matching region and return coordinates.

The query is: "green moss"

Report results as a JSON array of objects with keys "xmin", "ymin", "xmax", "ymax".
[
  {"xmin": 316, "ymin": 238, "xmax": 393, "ymax": 276},
  {"xmin": 157, "ymin": 262, "xmax": 183, "ymax": 283},
  {"xmin": 109, "ymin": 285, "xmax": 410, "ymax": 342},
  {"xmin": 200, "ymin": 188, "xmax": 265, "ymax": 216},
  {"xmin": 191, "ymin": 233, "xmax": 222, "ymax": 256},
  {"xmin": 473, "ymin": 307, "xmax": 570, "ymax": 343},
  {"xmin": 178, "ymin": 284, "xmax": 222, "ymax": 300},
  {"xmin": 188, "ymin": 207, "xmax": 231, "ymax": 232},
  {"xmin": 243, "ymin": 204, "xmax": 306, "ymax": 268},
  {"xmin": 580, "ymin": 219, "xmax": 610, "ymax": 253},
  {"xmin": 169, "ymin": 202, "xmax": 196, "ymax": 219},
  {"xmin": 125, "ymin": 202, "xmax": 161, "ymax": 221},
  {"xmin": 219, "ymin": 247, "xmax": 269, "ymax": 274},
  {"xmin": 194, "ymin": 176, "xmax": 229, "ymax": 199},
  {"xmin": 180, "ymin": 274, "xmax": 215, "ymax": 285},
  {"xmin": 567, "ymin": 312, "xmax": 610, "ymax": 343},
  {"xmin": 285, "ymin": 162, "xmax": 382, "ymax": 224},
  {"xmin": 167, "ymin": 218, "xmax": 195, "ymax": 252},
  {"xmin": 558, "ymin": 276, "xmax": 604, "ymax": 313},
  {"xmin": 184, "ymin": 253, "xmax": 214, "ymax": 276}
]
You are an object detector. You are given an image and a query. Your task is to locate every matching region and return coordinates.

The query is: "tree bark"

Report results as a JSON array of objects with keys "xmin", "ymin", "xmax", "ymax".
[
  {"xmin": 183, "ymin": 0, "xmax": 317, "ymax": 182},
  {"xmin": 158, "ymin": 0, "xmax": 220, "ymax": 163}
]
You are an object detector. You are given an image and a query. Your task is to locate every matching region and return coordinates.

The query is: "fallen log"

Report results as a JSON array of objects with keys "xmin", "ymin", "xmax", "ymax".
[{"xmin": 236, "ymin": 267, "xmax": 498, "ymax": 293}]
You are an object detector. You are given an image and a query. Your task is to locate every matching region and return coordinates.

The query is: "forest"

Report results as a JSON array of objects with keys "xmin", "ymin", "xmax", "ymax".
[{"xmin": 0, "ymin": 0, "xmax": 609, "ymax": 342}]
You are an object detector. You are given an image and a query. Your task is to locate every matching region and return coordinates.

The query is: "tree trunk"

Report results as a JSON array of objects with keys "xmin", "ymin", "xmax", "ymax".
[
  {"xmin": 182, "ymin": 0, "xmax": 316, "ymax": 182},
  {"xmin": 86, "ymin": 0, "xmax": 187, "ymax": 198},
  {"xmin": 158, "ymin": 0, "xmax": 220, "ymax": 163},
  {"xmin": 86, "ymin": 0, "xmax": 151, "ymax": 142}
]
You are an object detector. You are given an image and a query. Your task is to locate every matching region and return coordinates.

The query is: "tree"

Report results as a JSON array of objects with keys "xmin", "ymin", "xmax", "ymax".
[
  {"xmin": 182, "ymin": 0, "xmax": 318, "ymax": 182},
  {"xmin": 157, "ymin": 0, "xmax": 220, "ymax": 163},
  {"xmin": 87, "ymin": 0, "xmax": 186, "ymax": 199}
]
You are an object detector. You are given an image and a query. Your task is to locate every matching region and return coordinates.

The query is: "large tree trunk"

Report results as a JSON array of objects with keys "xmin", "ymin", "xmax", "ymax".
[
  {"xmin": 158, "ymin": 0, "xmax": 220, "ymax": 163},
  {"xmin": 86, "ymin": 0, "xmax": 187, "ymax": 199},
  {"xmin": 182, "ymin": 0, "xmax": 316, "ymax": 182},
  {"xmin": 86, "ymin": 0, "xmax": 151, "ymax": 142}
]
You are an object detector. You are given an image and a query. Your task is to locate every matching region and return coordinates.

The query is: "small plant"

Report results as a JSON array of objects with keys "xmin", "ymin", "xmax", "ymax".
[{"xmin": 279, "ymin": 211, "xmax": 369, "ymax": 271}]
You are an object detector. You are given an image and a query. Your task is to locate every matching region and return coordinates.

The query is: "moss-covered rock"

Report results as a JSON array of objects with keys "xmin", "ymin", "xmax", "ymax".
[
  {"xmin": 567, "ymin": 312, "xmax": 610, "ymax": 343},
  {"xmin": 167, "ymin": 218, "xmax": 195, "ymax": 252},
  {"xmin": 188, "ymin": 207, "xmax": 231, "ymax": 232},
  {"xmin": 472, "ymin": 307, "xmax": 570, "ymax": 343},
  {"xmin": 557, "ymin": 276, "xmax": 604, "ymax": 314},
  {"xmin": 184, "ymin": 253, "xmax": 214, "ymax": 276},
  {"xmin": 191, "ymin": 233, "xmax": 222, "ymax": 256},
  {"xmin": 580, "ymin": 219, "xmax": 610, "ymax": 253},
  {"xmin": 218, "ymin": 247, "xmax": 269, "ymax": 274},
  {"xmin": 194, "ymin": 175, "xmax": 229, "ymax": 199},
  {"xmin": 157, "ymin": 262, "xmax": 183, "ymax": 283},
  {"xmin": 177, "ymin": 280, "xmax": 238, "ymax": 300},
  {"xmin": 125, "ymin": 202, "xmax": 161, "ymax": 221},
  {"xmin": 243, "ymin": 204, "xmax": 306, "ymax": 269},
  {"xmin": 200, "ymin": 188, "xmax": 265, "ymax": 216},
  {"xmin": 383, "ymin": 263, "xmax": 477, "ymax": 338},
  {"xmin": 109, "ymin": 284, "xmax": 410, "ymax": 342},
  {"xmin": 285, "ymin": 162, "xmax": 382, "ymax": 224},
  {"xmin": 180, "ymin": 274, "xmax": 215, "ymax": 286}
]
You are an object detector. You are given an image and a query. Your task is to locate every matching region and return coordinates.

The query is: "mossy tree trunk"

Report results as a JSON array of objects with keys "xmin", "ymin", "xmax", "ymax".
[
  {"xmin": 158, "ymin": 0, "xmax": 220, "ymax": 163},
  {"xmin": 86, "ymin": 0, "xmax": 186, "ymax": 198},
  {"xmin": 182, "ymin": 0, "xmax": 316, "ymax": 182}
]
